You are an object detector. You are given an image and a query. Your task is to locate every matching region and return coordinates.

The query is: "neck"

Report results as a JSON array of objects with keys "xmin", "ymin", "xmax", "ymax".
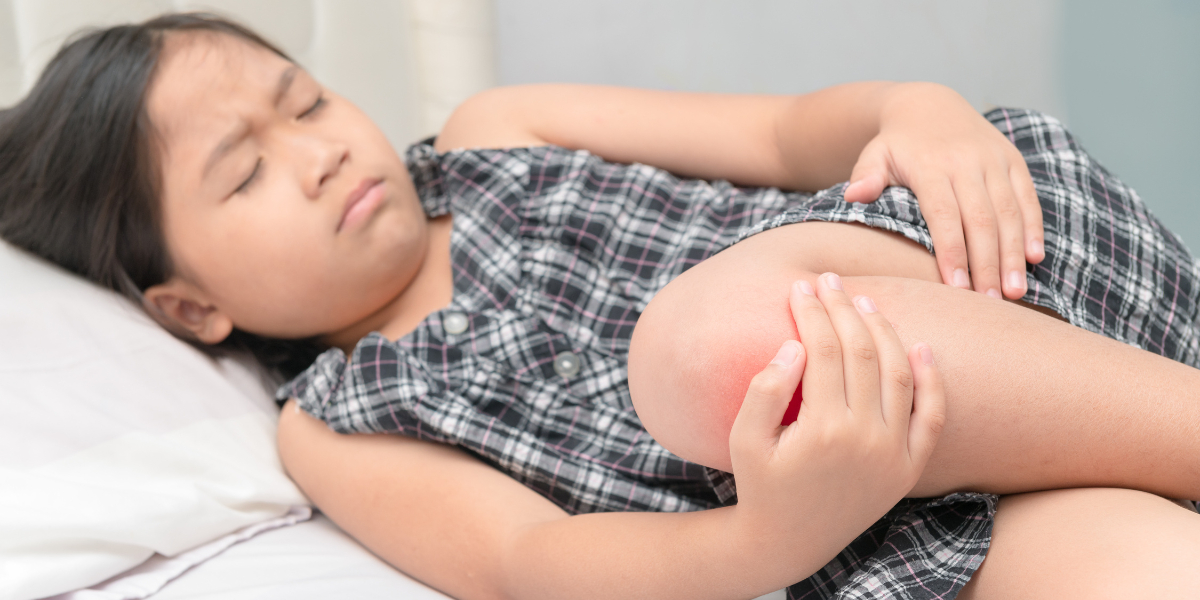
[{"xmin": 324, "ymin": 214, "xmax": 454, "ymax": 354}]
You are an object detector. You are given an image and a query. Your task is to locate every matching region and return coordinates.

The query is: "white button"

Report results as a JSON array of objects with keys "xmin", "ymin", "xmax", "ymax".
[
  {"xmin": 553, "ymin": 351, "xmax": 582, "ymax": 378},
  {"xmin": 443, "ymin": 312, "xmax": 469, "ymax": 335}
]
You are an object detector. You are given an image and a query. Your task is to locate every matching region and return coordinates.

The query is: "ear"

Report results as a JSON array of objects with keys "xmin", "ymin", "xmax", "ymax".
[{"xmin": 142, "ymin": 277, "xmax": 235, "ymax": 345}]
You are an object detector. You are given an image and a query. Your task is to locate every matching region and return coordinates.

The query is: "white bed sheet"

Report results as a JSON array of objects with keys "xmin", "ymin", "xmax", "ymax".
[
  {"xmin": 151, "ymin": 515, "xmax": 450, "ymax": 600},
  {"xmin": 150, "ymin": 515, "xmax": 787, "ymax": 600}
]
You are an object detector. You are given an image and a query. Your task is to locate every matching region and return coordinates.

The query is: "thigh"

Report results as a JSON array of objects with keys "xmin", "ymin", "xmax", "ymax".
[{"xmin": 959, "ymin": 488, "xmax": 1200, "ymax": 600}]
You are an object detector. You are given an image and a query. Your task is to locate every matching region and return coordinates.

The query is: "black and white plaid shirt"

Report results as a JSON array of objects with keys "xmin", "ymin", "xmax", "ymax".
[{"xmin": 282, "ymin": 108, "xmax": 1200, "ymax": 599}]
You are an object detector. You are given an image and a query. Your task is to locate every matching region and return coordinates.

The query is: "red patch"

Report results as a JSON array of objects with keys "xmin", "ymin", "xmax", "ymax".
[{"xmin": 781, "ymin": 382, "xmax": 803, "ymax": 425}]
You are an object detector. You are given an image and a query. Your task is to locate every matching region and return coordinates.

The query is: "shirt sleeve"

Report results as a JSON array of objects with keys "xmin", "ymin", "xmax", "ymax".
[{"xmin": 277, "ymin": 332, "xmax": 452, "ymax": 442}]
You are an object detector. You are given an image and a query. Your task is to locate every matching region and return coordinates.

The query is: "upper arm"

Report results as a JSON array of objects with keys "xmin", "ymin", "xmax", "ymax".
[
  {"xmin": 434, "ymin": 87, "xmax": 550, "ymax": 153},
  {"xmin": 276, "ymin": 400, "xmax": 568, "ymax": 600}
]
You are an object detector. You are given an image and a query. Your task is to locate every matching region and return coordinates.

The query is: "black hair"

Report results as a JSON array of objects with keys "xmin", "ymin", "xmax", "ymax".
[{"xmin": 0, "ymin": 13, "xmax": 326, "ymax": 379}]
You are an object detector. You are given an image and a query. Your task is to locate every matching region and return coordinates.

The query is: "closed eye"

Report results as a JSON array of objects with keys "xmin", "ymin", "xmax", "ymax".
[
  {"xmin": 299, "ymin": 95, "xmax": 326, "ymax": 119},
  {"xmin": 234, "ymin": 158, "xmax": 262, "ymax": 195}
]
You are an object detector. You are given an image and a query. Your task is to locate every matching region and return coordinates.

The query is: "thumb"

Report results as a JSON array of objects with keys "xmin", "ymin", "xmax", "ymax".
[
  {"xmin": 906, "ymin": 343, "xmax": 946, "ymax": 467},
  {"xmin": 844, "ymin": 143, "xmax": 892, "ymax": 204},
  {"xmin": 731, "ymin": 340, "xmax": 806, "ymax": 439}
]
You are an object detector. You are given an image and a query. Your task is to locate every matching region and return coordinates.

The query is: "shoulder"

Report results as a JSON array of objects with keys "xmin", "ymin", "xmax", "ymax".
[{"xmin": 434, "ymin": 86, "xmax": 551, "ymax": 153}]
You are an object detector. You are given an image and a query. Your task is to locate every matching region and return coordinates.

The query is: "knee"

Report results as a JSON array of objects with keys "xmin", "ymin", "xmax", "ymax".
[{"xmin": 628, "ymin": 257, "xmax": 813, "ymax": 471}]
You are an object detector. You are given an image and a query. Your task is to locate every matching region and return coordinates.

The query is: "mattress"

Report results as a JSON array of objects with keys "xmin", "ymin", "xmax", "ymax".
[
  {"xmin": 150, "ymin": 515, "xmax": 787, "ymax": 599},
  {"xmin": 151, "ymin": 515, "xmax": 450, "ymax": 600}
]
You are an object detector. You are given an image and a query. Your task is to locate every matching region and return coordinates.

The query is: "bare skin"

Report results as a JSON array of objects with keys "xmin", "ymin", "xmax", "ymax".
[
  {"xmin": 959, "ymin": 489, "xmax": 1200, "ymax": 599},
  {"xmin": 628, "ymin": 221, "xmax": 1200, "ymax": 500},
  {"xmin": 138, "ymin": 31, "xmax": 1200, "ymax": 600}
]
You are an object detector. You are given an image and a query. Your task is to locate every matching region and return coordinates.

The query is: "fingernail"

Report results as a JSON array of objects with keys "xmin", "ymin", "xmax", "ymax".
[
  {"xmin": 855, "ymin": 295, "xmax": 877, "ymax": 313},
  {"xmin": 919, "ymin": 344, "xmax": 934, "ymax": 365},
  {"xmin": 986, "ymin": 288, "xmax": 1001, "ymax": 299},
  {"xmin": 796, "ymin": 279, "xmax": 815, "ymax": 296},
  {"xmin": 826, "ymin": 273, "xmax": 843, "ymax": 291},
  {"xmin": 1029, "ymin": 239, "xmax": 1044, "ymax": 257},
  {"xmin": 772, "ymin": 341, "xmax": 799, "ymax": 366},
  {"xmin": 953, "ymin": 268, "xmax": 970, "ymax": 289},
  {"xmin": 844, "ymin": 180, "xmax": 861, "ymax": 196},
  {"xmin": 1007, "ymin": 271, "xmax": 1025, "ymax": 291}
]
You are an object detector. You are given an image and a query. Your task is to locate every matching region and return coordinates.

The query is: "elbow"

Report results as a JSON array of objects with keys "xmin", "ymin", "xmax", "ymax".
[{"xmin": 435, "ymin": 86, "xmax": 545, "ymax": 153}]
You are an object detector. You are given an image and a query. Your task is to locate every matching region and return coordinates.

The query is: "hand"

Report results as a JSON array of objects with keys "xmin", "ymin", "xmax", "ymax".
[
  {"xmin": 727, "ymin": 273, "xmax": 945, "ymax": 568},
  {"xmin": 843, "ymin": 83, "xmax": 1044, "ymax": 300}
]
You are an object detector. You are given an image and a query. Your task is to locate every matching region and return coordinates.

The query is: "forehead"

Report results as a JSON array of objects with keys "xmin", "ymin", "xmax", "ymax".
[{"xmin": 146, "ymin": 32, "xmax": 291, "ymax": 146}]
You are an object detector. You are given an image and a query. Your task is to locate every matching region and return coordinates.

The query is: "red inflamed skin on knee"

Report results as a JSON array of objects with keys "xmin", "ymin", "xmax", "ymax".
[
  {"xmin": 782, "ymin": 384, "xmax": 804, "ymax": 426},
  {"xmin": 628, "ymin": 266, "xmax": 802, "ymax": 473}
]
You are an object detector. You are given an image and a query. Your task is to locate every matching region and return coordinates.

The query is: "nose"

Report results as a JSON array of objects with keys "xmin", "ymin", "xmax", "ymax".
[{"xmin": 296, "ymin": 134, "xmax": 348, "ymax": 199}]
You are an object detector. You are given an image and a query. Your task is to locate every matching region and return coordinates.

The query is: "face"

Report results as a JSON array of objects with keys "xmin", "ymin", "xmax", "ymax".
[{"xmin": 145, "ymin": 32, "xmax": 429, "ymax": 342}]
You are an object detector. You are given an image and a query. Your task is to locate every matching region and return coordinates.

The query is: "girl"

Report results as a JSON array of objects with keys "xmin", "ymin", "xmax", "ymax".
[{"xmin": 2, "ymin": 13, "xmax": 1198, "ymax": 600}]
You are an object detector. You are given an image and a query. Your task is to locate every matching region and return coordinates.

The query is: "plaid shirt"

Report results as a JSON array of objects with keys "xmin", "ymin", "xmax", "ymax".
[{"xmin": 282, "ymin": 108, "xmax": 1199, "ymax": 599}]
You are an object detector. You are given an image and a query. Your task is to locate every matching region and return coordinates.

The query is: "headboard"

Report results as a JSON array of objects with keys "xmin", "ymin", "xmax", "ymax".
[{"xmin": 0, "ymin": 0, "xmax": 497, "ymax": 149}]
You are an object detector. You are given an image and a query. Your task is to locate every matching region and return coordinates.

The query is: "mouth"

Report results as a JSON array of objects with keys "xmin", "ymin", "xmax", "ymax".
[{"xmin": 338, "ymin": 179, "xmax": 385, "ymax": 232}]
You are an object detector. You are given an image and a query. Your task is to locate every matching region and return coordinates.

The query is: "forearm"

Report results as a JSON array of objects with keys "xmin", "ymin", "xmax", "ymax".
[
  {"xmin": 506, "ymin": 507, "xmax": 831, "ymax": 600},
  {"xmin": 768, "ymin": 80, "xmax": 895, "ymax": 190},
  {"xmin": 278, "ymin": 403, "xmax": 850, "ymax": 600},
  {"xmin": 436, "ymin": 81, "xmax": 952, "ymax": 190},
  {"xmin": 770, "ymin": 81, "xmax": 969, "ymax": 191}
]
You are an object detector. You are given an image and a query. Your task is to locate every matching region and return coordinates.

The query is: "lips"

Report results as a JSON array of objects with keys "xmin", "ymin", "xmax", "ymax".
[{"xmin": 338, "ymin": 178, "xmax": 385, "ymax": 231}]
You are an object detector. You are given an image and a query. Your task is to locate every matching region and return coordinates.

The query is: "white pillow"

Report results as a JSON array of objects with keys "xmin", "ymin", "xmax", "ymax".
[{"xmin": 0, "ymin": 240, "xmax": 309, "ymax": 600}]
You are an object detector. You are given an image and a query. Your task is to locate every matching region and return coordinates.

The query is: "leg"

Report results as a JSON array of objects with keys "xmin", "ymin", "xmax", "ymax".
[
  {"xmin": 958, "ymin": 488, "xmax": 1200, "ymax": 599},
  {"xmin": 845, "ymin": 272, "xmax": 1200, "ymax": 498},
  {"xmin": 630, "ymin": 220, "xmax": 1200, "ymax": 498}
]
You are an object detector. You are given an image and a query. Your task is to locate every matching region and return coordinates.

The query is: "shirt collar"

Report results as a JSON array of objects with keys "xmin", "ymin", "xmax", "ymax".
[{"xmin": 405, "ymin": 137, "xmax": 449, "ymax": 217}]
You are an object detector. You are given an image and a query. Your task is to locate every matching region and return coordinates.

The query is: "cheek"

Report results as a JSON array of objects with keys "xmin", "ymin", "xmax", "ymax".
[
  {"xmin": 215, "ymin": 212, "xmax": 323, "ymax": 285},
  {"xmin": 173, "ymin": 206, "xmax": 334, "ymax": 324}
]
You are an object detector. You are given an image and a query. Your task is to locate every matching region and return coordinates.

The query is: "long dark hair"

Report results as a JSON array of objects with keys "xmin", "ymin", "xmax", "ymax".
[{"xmin": 0, "ymin": 13, "xmax": 326, "ymax": 379}]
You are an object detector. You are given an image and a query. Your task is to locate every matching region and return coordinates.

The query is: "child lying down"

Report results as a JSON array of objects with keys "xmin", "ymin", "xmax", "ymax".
[{"xmin": 3, "ymin": 12, "xmax": 1200, "ymax": 599}]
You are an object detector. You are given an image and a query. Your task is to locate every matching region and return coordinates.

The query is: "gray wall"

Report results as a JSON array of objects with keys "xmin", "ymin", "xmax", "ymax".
[
  {"xmin": 495, "ymin": 0, "xmax": 1200, "ymax": 252},
  {"xmin": 1062, "ymin": 0, "xmax": 1200, "ymax": 251}
]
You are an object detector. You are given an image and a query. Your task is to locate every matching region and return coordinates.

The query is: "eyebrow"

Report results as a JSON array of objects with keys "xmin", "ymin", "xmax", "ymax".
[
  {"xmin": 273, "ymin": 65, "xmax": 299, "ymax": 107},
  {"xmin": 202, "ymin": 65, "xmax": 300, "ymax": 178}
]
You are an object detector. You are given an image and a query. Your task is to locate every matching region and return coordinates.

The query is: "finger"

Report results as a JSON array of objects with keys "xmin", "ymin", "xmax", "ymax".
[
  {"xmin": 953, "ymin": 176, "xmax": 1003, "ymax": 299},
  {"xmin": 844, "ymin": 172, "xmax": 887, "ymax": 204},
  {"xmin": 852, "ymin": 294, "xmax": 913, "ymax": 432},
  {"xmin": 788, "ymin": 278, "xmax": 848, "ymax": 417},
  {"xmin": 814, "ymin": 273, "xmax": 881, "ymax": 419},
  {"xmin": 914, "ymin": 176, "xmax": 971, "ymax": 292},
  {"xmin": 986, "ymin": 169, "xmax": 1029, "ymax": 300},
  {"xmin": 906, "ymin": 343, "xmax": 946, "ymax": 467},
  {"xmin": 731, "ymin": 340, "xmax": 807, "ymax": 442},
  {"xmin": 844, "ymin": 140, "xmax": 891, "ymax": 204},
  {"xmin": 1009, "ymin": 159, "xmax": 1045, "ymax": 265}
]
